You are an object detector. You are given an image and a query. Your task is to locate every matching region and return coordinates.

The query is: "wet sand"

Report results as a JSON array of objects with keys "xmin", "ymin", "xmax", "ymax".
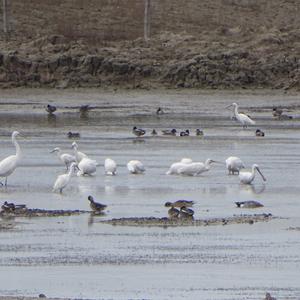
[{"xmin": 0, "ymin": 89, "xmax": 300, "ymax": 300}]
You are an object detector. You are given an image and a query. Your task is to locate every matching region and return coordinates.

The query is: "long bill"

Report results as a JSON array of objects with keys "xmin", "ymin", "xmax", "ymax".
[
  {"xmin": 225, "ymin": 104, "xmax": 233, "ymax": 110},
  {"xmin": 256, "ymin": 168, "xmax": 266, "ymax": 181}
]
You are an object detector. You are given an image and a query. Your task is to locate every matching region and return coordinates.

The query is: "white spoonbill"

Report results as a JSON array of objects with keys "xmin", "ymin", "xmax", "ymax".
[
  {"xmin": 105, "ymin": 158, "xmax": 117, "ymax": 175},
  {"xmin": 225, "ymin": 156, "xmax": 245, "ymax": 175},
  {"xmin": 53, "ymin": 162, "xmax": 77, "ymax": 193},
  {"xmin": 166, "ymin": 158, "xmax": 193, "ymax": 175},
  {"xmin": 127, "ymin": 160, "xmax": 145, "ymax": 174},
  {"xmin": 77, "ymin": 157, "xmax": 97, "ymax": 176},
  {"xmin": 239, "ymin": 164, "xmax": 266, "ymax": 184},
  {"xmin": 177, "ymin": 159, "xmax": 217, "ymax": 176},
  {"xmin": 50, "ymin": 147, "xmax": 76, "ymax": 169},
  {"xmin": 226, "ymin": 102, "xmax": 255, "ymax": 128},
  {"xmin": 0, "ymin": 131, "xmax": 23, "ymax": 186},
  {"xmin": 71, "ymin": 142, "xmax": 88, "ymax": 163}
]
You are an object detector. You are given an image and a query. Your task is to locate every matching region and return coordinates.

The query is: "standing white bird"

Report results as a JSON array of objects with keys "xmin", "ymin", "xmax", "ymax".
[
  {"xmin": 177, "ymin": 159, "xmax": 217, "ymax": 176},
  {"xmin": 77, "ymin": 157, "xmax": 97, "ymax": 176},
  {"xmin": 53, "ymin": 162, "xmax": 77, "ymax": 193},
  {"xmin": 239, "ymin": 164, "xmax": 266, "ymax": 184},
  {"xmin": 104, "ymin": 158, "xmax": 117, "ymax": 175},
  {"xmin": 0, "ymin": 131, "xmax": 22, "ymax": 186},
  {"xmin": 225, "ymin": 156, "xmax": 245, "ymax": 175},
  {"xmin": 127, "ymin": 160, "xmax": 145, "ymax": 174},
  {"xmin": 166, "ymin": 158, "xmax": 193, "ymax": 175},
  {"xmin": 227, "ymin": 102, "xmax": 255, "ymax": 128},
  {"xmin": 71, "ymin": 141, "xmax": 88, "ymax": 163},
  {"xmin": 50, "ymin": 147, "xmax": 76, "ymax": 169}
]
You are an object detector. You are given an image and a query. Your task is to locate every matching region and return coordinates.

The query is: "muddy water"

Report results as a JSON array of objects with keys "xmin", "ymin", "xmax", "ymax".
[{"xmin": 0, "ymin": 89, "xmax": 300, "ymax": 299}]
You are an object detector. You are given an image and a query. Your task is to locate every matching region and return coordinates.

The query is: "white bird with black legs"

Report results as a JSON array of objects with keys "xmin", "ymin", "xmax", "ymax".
[
  {"xmin": 0, "ymin": 131, "xmax": 23, "ymax": 186},
  {"xmin": 166, "ymin": 158, "xmax": 193, "ymax": 175},
  {"xmin": 50, "ymin": 147, "xmax": 76, "ymax": 170},
  {"xmin": 71, "ymin": 141, "xmax": 88, "ymax": 163},
  {"xmin": 226, "ymin": 102, "xmax": 255, "ymax": 128},
  {"xmin": 105, "ymin": 158, "xmax": 117, "ymax": 175},
  {"xmin": 239, "ymin": 164, "xmax": 266, "ymax": 184},
  {"xmin": 127, "ymin": 160, "xmax": 145, "ymax": 174},
  {"xmin": 53, "ymin": 162, "xmax": 77, "ymax": 193},
  {"xmin": 225, "ymin": 156, "xmax": 245, "ymax": 175},
  {"xmin": 177, "ymin": 159, "xmax": 217, "ymax": 176}
]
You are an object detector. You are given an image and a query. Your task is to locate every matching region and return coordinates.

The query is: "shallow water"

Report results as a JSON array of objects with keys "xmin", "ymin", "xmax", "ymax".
[{"xmin": 0, "ymin": 89, "xmax": 300, "ymax": 299}]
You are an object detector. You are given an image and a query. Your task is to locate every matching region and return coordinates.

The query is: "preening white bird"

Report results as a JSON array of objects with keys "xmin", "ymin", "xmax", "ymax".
[
  {"xmin": 0, "ymin": 131, "xmax": 22, "ymax": 186},
  {"xmin": 71, "ymin": 142, "xmax": 88, "ymax": 163},
  {"xmin": 225, "ymin": 156, "xmax": 245, "ymax": 175},
  {"xmin": 239, "ymin": 164, "xmax": 266, "ymax": 184},
  {"xmin": 77, "ymin": 157, "xmax": 97, "ymax": 176},
  {"xmin": 166, "ymin": 158, "xmax": 193, "ymax": 175},
  {"xmin": 177, "ymin": 159, "xmax": 217, "ymax": 176},
  {"xmin": 53, "ymin": 162, "xmax": 77, "ymax": 193},
  {"xmin": 227, "ymin": 102, "xmax": 255, "ymax": 128},
  {"xmin": 127, "ymin": 160, "xmax": 145, "ymax": 174},
  {"xmin": 105, "ymin": 158, "xmax": 117, "ymax": 175},
  {"xmin": 50, "ymin": 147, "xmax": 76, "ymax": 169}
]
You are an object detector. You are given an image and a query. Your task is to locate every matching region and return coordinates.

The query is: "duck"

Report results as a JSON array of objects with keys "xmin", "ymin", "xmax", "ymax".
[
  {"xmin": 272, "ymin": 107, "xmax": 283, "ymax": 118},
  {"xmin": 255, "ymin": 129, "xmax": 265, "ymax": 137},
  {"xmin": 79, "ymin": 105, "xmax": 90, "ymax": 113},
  {"xmin": 151, "ymin": 129, "xmax": 158, "ymax": 136},
  {"xmin": 87, "ymin": 195, "xmax": 107, "ymax": 213},
  {"xmin": 53, "ymin": 162, "xmax": 77, "ymax": 193},
  {"xmin": 46, "ymin": 104, "xmax": 56, "ymax": 114},
  {"xmin": 235, "ymin": 200, "xmax": 264, "ymax": 208},
  {"xmin": 226, "ymin": 102, "xmax": 255, "ymax": 128},
  {"xmin": 104, "ymin": 158, "xmax": 117, "ymax": 175},
  {"xmin": 180, "ymin": 129, "xmax": 190, "ymax": 136},
  {"xmin": 162, "ymin": 129, "xmax": 177, "ymax": 136},
  {"xmin": 225, "ymin": 156, "xmax": 245, "ymax": 175},
  {"xmin": 1, "ymin": 201, "xmax": 16, "ymax": 212},
  {"xmin": 167, "ymin": 207, "xmax": 180, "ymax": 219},
  {"xmin": 179, "ymin": 206, "xmax": 194, "ymax": 219},
  {"xmin": 67, "ymin": 132, "xmax": 80, "ymax": 138},
  {"xmin": 50, "ymin": 147, "xmax": 76, "ymax": 170},
  {"xmin": 132, "ymin": 126, "xmax": 146, "ymax": 137},
  {"xmin": 239, "ymin": 164, "xmax": 266, "ymax": 184},
  {"xmin": 165, "ymin": 200, "xmax": 194, "ymax": 209},
  {"xmin": 156, "ymin": 107, "xmax": 164, "ymax": 115},
  {"xmin": 195, "ymin": 129, "xmax": 204, "ymax": 136},
  {"xmin": 127, "ymin": 160, "xmax": 145, "ymax": 174}
]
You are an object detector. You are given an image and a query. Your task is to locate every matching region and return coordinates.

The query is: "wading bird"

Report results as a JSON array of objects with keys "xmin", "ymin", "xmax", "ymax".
[
  {"xmin": 71, "ymin": 142, "xmax": 88, "ymax": 163},
  {"xmin": 177, "ymin": 159, "xmax": 217, "ymax": 176},
  {"xmin": 226, "ymin": 102, "xmax": 255, "ymax": 128},
  {"xmin": 53, "ymin": 162, "xmax": 77, "ymax": 193},
  {"xmin": 104, "ymin": 158, "xmax": 117, "ymax": 175},
  {"xmin": 0, "ymin": 131, "xmax": 23, "ymax": 186},
  {"xmin": 77, "ymin": 157, "xmax": 97, "ymax": 176},
  {"xmin": 166, "ymin": 158, "xmax": 193, "ymax": 175},
  {"xmin": 127, "ymin": 160, "xmax": 145, "ymax": 174},
  {"xmin": 50, "ymin": 147, "xmax": 76, "ymax": 170},
  {"xmin": 225, "ymin": 156, "xmax": 245, "ymax": 175},
  {"xmin": 239, "ymin": 164, "xmax": 266, "ymax": 184}
]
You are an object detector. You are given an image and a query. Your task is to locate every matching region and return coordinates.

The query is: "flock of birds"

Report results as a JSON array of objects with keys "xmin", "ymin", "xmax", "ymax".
[{"xmin": 0, "ymin": 102, "xmax": 292, "ymax": 217}]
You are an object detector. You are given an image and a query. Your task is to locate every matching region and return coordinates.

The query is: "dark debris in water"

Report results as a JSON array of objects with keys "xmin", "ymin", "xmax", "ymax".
[{"xmin": 99, "ymin": 213, "xmax": 274, "ymax": 227}]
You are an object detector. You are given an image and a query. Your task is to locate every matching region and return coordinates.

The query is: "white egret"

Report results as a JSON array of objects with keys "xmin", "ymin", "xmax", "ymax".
[
  {"xmin": 166, "ymin": 158, "xmax": 193, "ymax": 175},
  {"xmin": 104, "ymin": 158, "xmax": 117, "ymax": 175},
  {"xmin": 239, "ymin": 164, "xmax": 266, "ymax": 184},
  {"xmin": 177, "ymin": 159, "xmax": 217, "ymax": 176},
  {"xmin": 127, "ymin": 160, "xmax": 145, "ymax": 174},
  {"xmin": 0, "ymin": 131, "xmax": 22, "ymax": 186},
  {"xmin": 226, "ymin": 102, "xmax": 255, "ymax": 128},
  {"xmin": 225, "ymin": 156, "xmax": 245, "ymax": 175},
  {"xmin": 50, "ymin": 147, "xmax": 76, "ymax": 169},
  {"xmin": 77, "ymin": 157, "xmax": 97, "ymax": 176},
  {"xmin": 53, "ymin": 162, "xmax": 77, "ymax": 193},
  {"xmin": 71, "ymin": 141, "xmax": 88, "ymax": 163}
]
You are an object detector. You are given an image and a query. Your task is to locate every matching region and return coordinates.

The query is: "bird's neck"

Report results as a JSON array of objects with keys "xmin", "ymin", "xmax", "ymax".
[
  {"xmin": 234, "ymin": 105, "xmax": 239, "ymax": 116},
  {"xmin": 12, "ymin": 136, "xmax": 21, "ymax": 160}
]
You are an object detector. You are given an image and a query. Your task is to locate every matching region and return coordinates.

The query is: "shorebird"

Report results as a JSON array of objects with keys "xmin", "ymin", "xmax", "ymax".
[
  {"xmin": 225, "ymin": 156, "xmax": 245, "ymax": 175},
  {"xmin": 87, "ymin": 195, "xmax": 107, "ymax": 213}
]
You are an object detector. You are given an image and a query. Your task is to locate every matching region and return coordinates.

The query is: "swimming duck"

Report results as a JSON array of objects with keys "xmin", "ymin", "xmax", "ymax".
[
  {"xmin": 87, "ymin": 195, "xmax": 107, "ymax": 213},
  {"xmin": 235, "ymin": 200, "xmax": 264, "ymax": 208},
  {"xmin": 151, "ymin": 129, "xmax": 158, "ymax": 136},
  {"xmin": 132, "ymin": 126, "xmax": 146, "ymax": 137},
  {"xmin": 165, "ymin": 200, "xmax": 194, "ymax": 209},
  {"xmin": 162, "ymin": 129, "xmax": 177, "ymax": 136},
  {"xmin": 168, "ymin": 207, "xmax": 180, "ymax": 219},
  {"xmin": 156, "ymin": 107, "xmax": 164, "ymax": 115},
  {"xmin": 179, "ymin": 206, "xmax": 194, "ymax": 219},
  {"xmin": 180, "ymin": 129, "xmax": 190, "ymax": 137},
  {"xmin": 272, "ymin": 107, "xmax": 283, "ymax": 118},
  {"xmin": 196, "ymin": 129, "xmax": 204, "ymax": 136},
  {"xmin": 46, "ymin": 104, "xmax": 57, "ymax": 114},
  {"xmin": 67, "ymin": 132, "xmax": 80, "ymax": 138},
  {"xmin": 255, "ymin": 129, "xmax": 265, "ymax": 137}
]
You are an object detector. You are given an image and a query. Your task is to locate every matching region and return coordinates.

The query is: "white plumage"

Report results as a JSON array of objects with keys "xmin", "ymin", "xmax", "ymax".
[
  {"xmin": 228, "ymin": 102, "xmax": 255, "ymax": 128},
  {"xmin": 53, "ymin": 162, "xmax": 76, "ymax": 193},
  {"xmin": 239, "ymin": 164, "xmax": 266, "ymax": 184},
  {"xmin": 166, "ymin": 158, "xmax": 193, "ymax": 175},
  {"xmin": 71, "ymin": 141, "xmax": 88, "ymax": 163},
  {"xmin": 225, "ymin": 156, "xmax": 245, "ymax": 175},
  {"xmin": 177, "ymin": 159, "xmax": 216, "ymax": 176},
  {"xmin": 77, "ymin": 157, "xmax": 97, "ymax": 176},
  {"xmin": 51, "ymin": 147, "xmax": 76, "ymax": 169},
  {"xmin": 0, "ymin": 131, "xmax": 22, "ymax": 186},
  {"xmin": 105, "ymin": 158, "xmax": 117, "ymax": 175},
  {"xmin": 127, "ymin": 160, "xmax": 145, "ymax": 174}
]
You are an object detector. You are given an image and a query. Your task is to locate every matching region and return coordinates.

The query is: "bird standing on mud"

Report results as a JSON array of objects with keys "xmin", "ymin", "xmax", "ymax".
[
  {"xmin": 165, "ymin": 200, "xmax": 194, "ymax": 209},
  {"xmin": 226, "ymin": 102, "xmax": 255, "ymax": 128},
  {"xmin": 179, "ymin": 206, "xmax": 194, "ymax": 219},
  {"xmin": 87, "ymin": 195, "xmax": 107, "ymax": 213}
]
